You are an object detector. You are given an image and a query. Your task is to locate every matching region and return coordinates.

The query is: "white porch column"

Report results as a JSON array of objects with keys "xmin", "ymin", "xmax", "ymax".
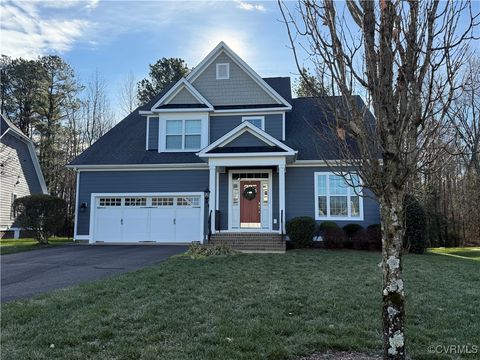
[
  {"xmin": 278, "ymin": 164, "xmax": 286, "ymax": 233},
  {"xmin": 209, "ymin": 165, "xmax": 216, "ymax": 233}
]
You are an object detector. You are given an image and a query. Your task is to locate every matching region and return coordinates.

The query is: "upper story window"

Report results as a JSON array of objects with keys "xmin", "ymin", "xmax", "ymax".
[
  {"xmin": 216, "ymin": 63, "xmax": 230, "ymax": 80},
  {"xmin": 314, "ymin": 172, "xmax": 363, "ymax": 220},
  {"xmin": 166, "ymin": 119, "xmax": 202, "ymax": 150},
  {"xmin": 242, "ymin": 116, "xmax": 265, "ymax": 130}
]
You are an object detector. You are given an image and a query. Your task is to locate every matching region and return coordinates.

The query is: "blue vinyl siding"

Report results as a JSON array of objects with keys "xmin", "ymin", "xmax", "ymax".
[
  {"xmin": 285, "ymin": 167, "xmax": 380, "ymax": 227},
  {"xmin": 77, "ymin": 170, "xmax": 209, "ymax": 236},
  {"xmin": 147, "ymin": 117, "xmax": 159, "ymax": 150},
  {"xmin": 209, "ymin": 113, "xmax": 284, "ymax": 142}
]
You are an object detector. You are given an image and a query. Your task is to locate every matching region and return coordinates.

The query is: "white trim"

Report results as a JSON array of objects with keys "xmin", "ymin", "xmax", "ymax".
[
  {"xmin": 213, "ymin": 107, "xmax": 290, "ymax": 113},
  {"xmin": 150, "ymin": 79, "xmax": 213, "ymax": 111},
  {"xmin": 145, "ymin": 117, "xmax": 150, "ymax": 150},
  {"xmin": 278, "ymin": 164, "xmax": 286, "ymax": 233},
  {"xmin": 216, "ymin": 63, "xmax": 230, "ymax": 80},
  {"xmin": 67, "ymin": 163, "xmax": 208, "ymax": 170},
  {"xmin": 313, "ymin": 172, "xmax": 364, "ymax": 221},
  {"xmin": 208, "ymin": 156, "xmax": 286, "ymax": 168},
  {"xmin": 242, "ymin": 116, "xmax": 265, "ymax": 130},
  {"xmin": 227, "ymin": 169, "xmax": 275, "ymax": 233},
  {"xmin": 89, "ymin": 192, "xmax": 205, "ymax": 244},
  {"xmin": 74, "ymin": 171, "xmax": 80, "ymax": 239},
  {"xmin": 198, "ymin": 121, "xmax": 297, "ymax": 157},
  {"xmin": 186, "ymin": 42, "xmax": 292, "ymax": 109},
  {"xmin": 75, "ymin": 235, "xmax": 90, "ymax": 241},
  {"xmin": 209, "ymin": 166, "xmax": 216, "ymax": 233}
]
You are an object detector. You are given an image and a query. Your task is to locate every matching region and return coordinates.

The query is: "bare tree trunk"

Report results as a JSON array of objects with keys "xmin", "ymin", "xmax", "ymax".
[{"xmin": 380, "ymin": 193, "xmax": 405, "ymax": 359}]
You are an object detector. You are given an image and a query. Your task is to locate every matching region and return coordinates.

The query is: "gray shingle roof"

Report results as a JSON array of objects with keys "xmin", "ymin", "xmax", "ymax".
[{"xmin": 69, "ymin": 77, "xmax": 372, "ymax": 166}]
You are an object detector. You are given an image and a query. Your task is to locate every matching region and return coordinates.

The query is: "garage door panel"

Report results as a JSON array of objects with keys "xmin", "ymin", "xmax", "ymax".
[
  {"xmin": 123, "ymin": 208, "xmax": 150, "ymax": 242},
  {"xmin": 150, "ymin": 207, "xmax": 175, "ymax": 242},
  {"xmin": 175, "ymin": 207, "xmax": 202, "ymax": 242},
  {"xmin": 94, "ymin": 208, "xmax": 122, "ymax": 242}
]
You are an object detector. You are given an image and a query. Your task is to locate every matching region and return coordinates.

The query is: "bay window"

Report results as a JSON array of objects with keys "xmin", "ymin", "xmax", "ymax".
[{"xmin": 314, "ymin": 172, "xmax": 363, "ymax": 220}]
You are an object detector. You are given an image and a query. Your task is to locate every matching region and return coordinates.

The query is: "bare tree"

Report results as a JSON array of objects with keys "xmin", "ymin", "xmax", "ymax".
[
  {"xmin": 118, "ymin": 71, "xmax": 139, "ymax": 117},
  {"xmin": 81, "ymin": 71, "xmax": 115, "ymax": 147},
  {"xmin": 279, "ymin": 1, "xmax": 479, "ymax": 359}
]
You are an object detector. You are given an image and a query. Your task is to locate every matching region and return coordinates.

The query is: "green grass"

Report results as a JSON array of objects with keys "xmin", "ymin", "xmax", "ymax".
[
  {"xmin": 0, "ymin": 237, "xmax": 72, "ymax": 255},
  {"xmin": 1, "ymin": 250, "xmax": 479, "ymax": 360},
  {"xmin": 428, "ymin": 247, "xmax": 480, "ymax": 261}
]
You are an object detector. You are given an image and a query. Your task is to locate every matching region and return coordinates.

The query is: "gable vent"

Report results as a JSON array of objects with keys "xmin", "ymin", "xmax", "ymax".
[{"xmin": 216, "ymin": 63, "xmax": 230, "ymax": 80}]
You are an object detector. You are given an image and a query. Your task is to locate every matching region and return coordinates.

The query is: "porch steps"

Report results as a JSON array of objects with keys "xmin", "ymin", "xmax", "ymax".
[{"xmin": 209, "ymin": 232, "xmax": 286, "ymax": 253}]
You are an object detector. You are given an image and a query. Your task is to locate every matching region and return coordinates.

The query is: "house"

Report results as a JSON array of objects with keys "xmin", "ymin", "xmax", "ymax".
[
  {"xmin": 0, "ymin": 115, "xmax": 48, "ymax": 239},
  {"xmin": 68, "ymin": 42, "xmax": 380, "ymax": 251}
]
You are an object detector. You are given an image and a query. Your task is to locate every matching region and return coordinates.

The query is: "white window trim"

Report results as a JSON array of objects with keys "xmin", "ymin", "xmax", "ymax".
[
  {"xmin": 314, "ymin": 172, "xmax": 364, "ymax": 221},
  {"xmin": 216, "ymin": 63, "xmax": 230, "ymax": 79},
  {"xmin": 241, "ymin": 116, "xmax": 265, "ymax": 131},
  {"xmin": 158, "ymin": 112, "xmax": 209, "ymax": 153}
]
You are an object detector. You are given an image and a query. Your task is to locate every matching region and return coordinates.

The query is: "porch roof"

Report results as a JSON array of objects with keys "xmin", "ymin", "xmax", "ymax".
[{"xmin": 197, "ymin": 121, "xmax": 297, "ymax": 159}]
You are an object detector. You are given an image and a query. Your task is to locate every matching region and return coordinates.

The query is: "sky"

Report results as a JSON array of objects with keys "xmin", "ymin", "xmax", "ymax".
[
  {"xmin": 0, "ymin": 0, "xmax": 300, "ymax": 113},
  {"xmin": 1, "ymin": 0, "xmax": 479, "ymax": 117}
]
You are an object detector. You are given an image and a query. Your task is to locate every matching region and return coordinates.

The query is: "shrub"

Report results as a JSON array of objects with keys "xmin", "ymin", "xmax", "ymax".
[
  {"xmin": 186, "ymin": 243, "xmax": 236, "ymax": 259},
  {"xmin": 343, "ymin": 223, "xmax": 364, "ymax": 237},
  {"xmin": 323, "ymin": 228, "xmax": 347, "ymax": 249},
  {"xmin": 343, "ymin": 224, "xmax": 364, "ymax": 248},
  {"xmin": 318, "ymin": 221, "xmax": 340, "ymax": 232},
  {"xmin": 366, "ymin": 224, "xmax": 382, "ymax": 251},
  {"xmin": 286, "ymin": 217, "xmax": 316, "ymax": 248},
  {"xmin": 13, "ymin": 195, "xmax": 67, "ymax": 244},
  {"xmin": 404, "ymin": 195, "xmax": 427, "ymax": 254}
]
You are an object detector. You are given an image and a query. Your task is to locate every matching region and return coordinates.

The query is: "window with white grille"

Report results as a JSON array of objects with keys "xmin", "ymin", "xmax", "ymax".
[
  {"xmin": 177, "ymin": 197, "xmax": 200, "ymax": 207},
  {"xmin": 124, "ymin": 197, "xmax": 147, "ymax": 206},
  {"xmin": 99, "ymin": 198, "xmax": 122, "ymax": 207},
  {"xmin": 152, "ymin": 197, "xmax": 174, "ymax": 206}
]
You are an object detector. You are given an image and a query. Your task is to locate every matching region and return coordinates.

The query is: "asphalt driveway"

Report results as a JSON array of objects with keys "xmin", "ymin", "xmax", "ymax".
[{"xmin": 1, "ymin": 244, "xmax": 187, "ymax": 303}]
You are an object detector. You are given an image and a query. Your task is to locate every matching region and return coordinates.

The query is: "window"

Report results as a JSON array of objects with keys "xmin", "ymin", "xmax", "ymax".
[
  {"xmin": 177, "ymin": 197, "xmax": 200, "ymax": 207},
  {"xmin": 242, "ymin": 116, "xmax": 264, "ymax": 130},
  {"xmin": 152, "ymin": 197, "xmax": 174, "ymax": 206},
  {"xmin": 165, "ymin": 119, "xmax": 201, "ymax": 150},
  {"xmin": 99, "ymin": 197, "xmax": 122, "ymax": 207},
  {"xmin": 124, "ymin": 197, "xmax": 147, "ymax": 206},
  {"xmin": 314, "ymin": 173, "xmax": 363, "ymax": 220},
  {"xmin": 10, "ymin": 194, "xmax": 17, "ymax": 219},
  {"xmin": 216, "ymin": 63, "xmax": 230, "ymax": 79}
]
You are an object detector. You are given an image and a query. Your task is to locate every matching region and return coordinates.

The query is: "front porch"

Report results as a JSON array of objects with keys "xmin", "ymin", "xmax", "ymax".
[{"xmin": 209, "ymin": 232, "xmax": 285, "ymax": 253}]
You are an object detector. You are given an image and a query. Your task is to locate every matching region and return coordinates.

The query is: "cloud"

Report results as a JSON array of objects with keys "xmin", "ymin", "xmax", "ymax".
[
  {"xmin": 40, "ymin": 0, "xmax": 99, "ymax": 10},
  {"xmin": 0, "ymin": 1, "xmax": 92, "ymax": 58},
  {"xmin": 235, "ymin": 0, "xmax": 266, "ymax": 12}
]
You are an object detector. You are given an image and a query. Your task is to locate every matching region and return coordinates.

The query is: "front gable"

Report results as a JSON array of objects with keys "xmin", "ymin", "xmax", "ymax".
[
  {"xmin": 187, "ymin": 42, "xmax": 291, "ymax": 109},
  {"xmin": 151, "ymin": 79, "xmax": 213, "ymax": 111}
]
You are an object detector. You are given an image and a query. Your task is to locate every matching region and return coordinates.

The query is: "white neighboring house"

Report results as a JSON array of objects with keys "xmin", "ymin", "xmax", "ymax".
[{"xmin": 0, "ymin": 114, "xmax": 48, "ymax": 239}]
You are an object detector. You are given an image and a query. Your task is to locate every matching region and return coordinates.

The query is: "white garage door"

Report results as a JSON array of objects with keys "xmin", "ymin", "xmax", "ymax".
[{"xmin": 92, "ymin": 195, "xmax": 203, "ymax": 243}]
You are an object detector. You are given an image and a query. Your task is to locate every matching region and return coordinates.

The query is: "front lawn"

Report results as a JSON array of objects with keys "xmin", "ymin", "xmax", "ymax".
[
  {"xmin": 428, "ymin": 247, "xmax": 480, "ymax": 261},
  {"xmin": 1, "ymin": 250, "xmax": 478, "ymax": 360},
  {"xmin": 0, "ymin": 237, "xmax": 72, "ymax": 255}
]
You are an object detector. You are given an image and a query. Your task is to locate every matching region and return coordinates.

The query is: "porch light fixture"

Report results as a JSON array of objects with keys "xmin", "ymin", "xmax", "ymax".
[
  {"xmin": 204, "ymin": 188, "xmax": 210, "ymax": 202},
  {"xmin": 80, "ymin": 202, "xmax": 88, "ymax": 212}
]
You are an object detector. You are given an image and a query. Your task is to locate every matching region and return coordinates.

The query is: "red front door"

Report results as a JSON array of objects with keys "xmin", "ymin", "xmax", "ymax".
[{"xmin": 240, "ymin": 181, "xmax": 261, "ymax": 227}]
